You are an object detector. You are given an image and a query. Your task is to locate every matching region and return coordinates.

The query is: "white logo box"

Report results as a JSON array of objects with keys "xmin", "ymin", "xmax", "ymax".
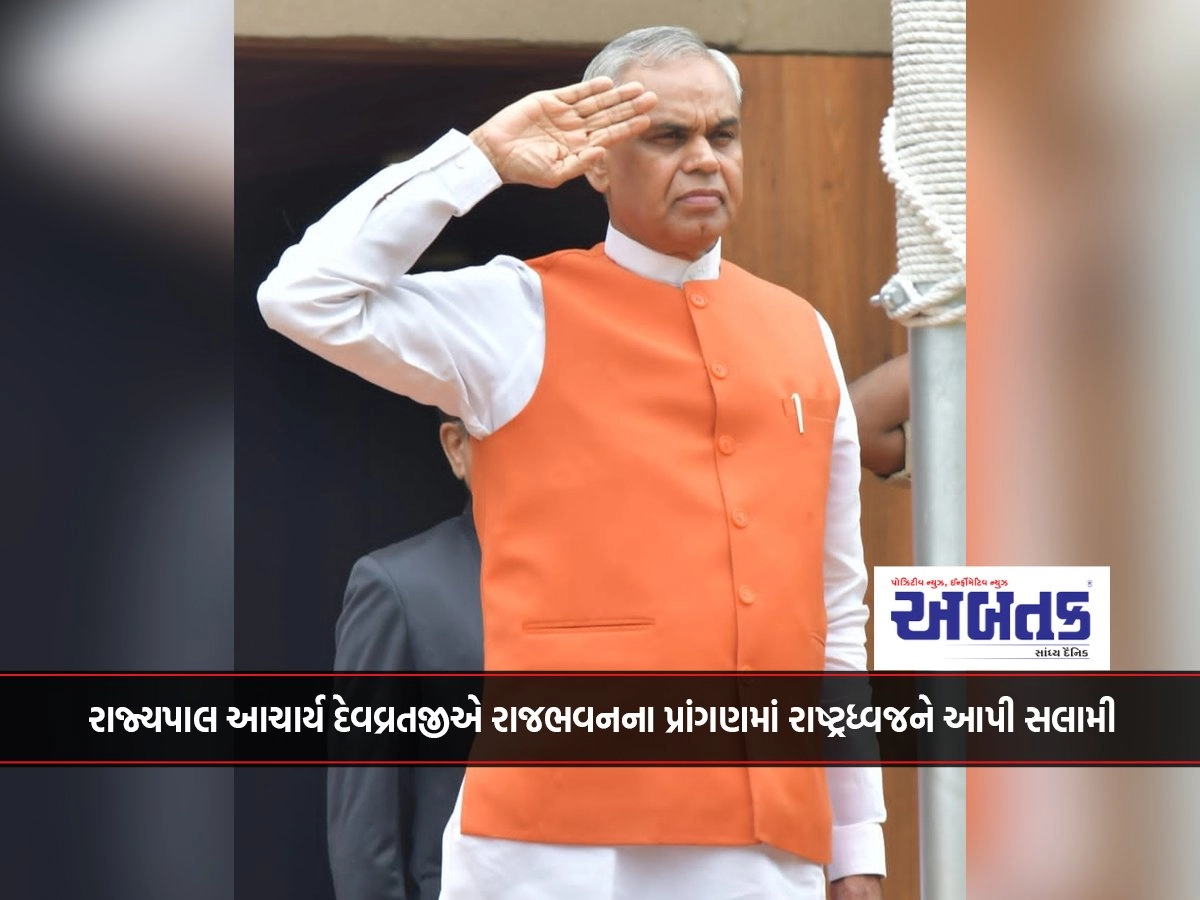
[{"xmin": 872, "ymin": 566, "xmax": 1110, "ymax": 671}]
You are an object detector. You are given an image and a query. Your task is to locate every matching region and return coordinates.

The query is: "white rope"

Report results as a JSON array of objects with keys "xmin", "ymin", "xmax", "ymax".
[{"xmin": 872, "ymin": 0, "xmax": 966, "ymax": 327}]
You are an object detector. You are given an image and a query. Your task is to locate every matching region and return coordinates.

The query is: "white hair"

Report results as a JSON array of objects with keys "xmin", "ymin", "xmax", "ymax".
[{"xmin": 583, "ymin": 26, "xmax": 743, "ymax": 104}]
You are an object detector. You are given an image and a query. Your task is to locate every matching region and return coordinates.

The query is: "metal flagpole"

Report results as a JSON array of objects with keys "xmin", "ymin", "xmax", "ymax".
[
  {"xmin": 911, "ymin": 322, "xmax": 966, "ymax": 900},
  {"xmin": 872, "ymin": 1, "xmax": 967, "ymax": 897}
]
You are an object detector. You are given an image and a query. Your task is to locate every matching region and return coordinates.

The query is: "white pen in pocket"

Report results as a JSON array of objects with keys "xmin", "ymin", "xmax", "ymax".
[{"xmin": 790, "ymin": 392, "xmax": 804, "ymax": 434}]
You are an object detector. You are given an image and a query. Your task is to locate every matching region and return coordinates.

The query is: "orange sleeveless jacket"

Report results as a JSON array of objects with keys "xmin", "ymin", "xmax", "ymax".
[{"xmin": 464, "ymin": 245, "xmax": 843, "ymax": 863}]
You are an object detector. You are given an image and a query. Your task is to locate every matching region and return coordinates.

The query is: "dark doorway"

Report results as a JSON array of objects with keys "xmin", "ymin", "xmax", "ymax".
[{"xmin": 235, "ymin": 39, "xmax": 604, "ymax": 900}]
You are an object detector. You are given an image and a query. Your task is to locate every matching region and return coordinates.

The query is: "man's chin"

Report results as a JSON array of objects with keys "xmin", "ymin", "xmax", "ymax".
[{"xmin": 673, "ymin": 219, "xmax": 727, "ymax": 248}]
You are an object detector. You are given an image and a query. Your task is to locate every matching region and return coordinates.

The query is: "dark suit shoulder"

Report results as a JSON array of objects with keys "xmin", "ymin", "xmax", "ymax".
[
  {"xmin": 359, "ymin": 512, "xmax": 479, "ymax": 596},
  {"xmin": 365, "ymin": 512, "xmax": 475, "ymax": 566},
  {"xmin": 349, "ymin": 510, "xmax": 482, "ymax": 673}
]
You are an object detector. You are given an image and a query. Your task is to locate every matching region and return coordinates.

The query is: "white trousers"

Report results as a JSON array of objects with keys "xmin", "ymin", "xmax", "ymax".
[{"xmin": 438, "ymin": 784, "xmax": 826, "ymax": 900}]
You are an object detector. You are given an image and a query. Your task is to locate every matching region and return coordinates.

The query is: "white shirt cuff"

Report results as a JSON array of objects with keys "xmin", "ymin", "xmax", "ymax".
[
  {"xmin": 827, "ymin": 821, "xmax": 887, "ymax": 881},
  {"xmin": 418, "ymin": 129, "xmax": 503, "ymax": 215}
]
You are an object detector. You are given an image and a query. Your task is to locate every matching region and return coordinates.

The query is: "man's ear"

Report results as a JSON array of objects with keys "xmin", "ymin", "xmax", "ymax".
[
  {"xmin": 439, "ymin": 422, "xmax": 470, "ymax": 482},
  {"xmin": 584, "ymin": 149, "xmax": 609, "ymax": 194}
]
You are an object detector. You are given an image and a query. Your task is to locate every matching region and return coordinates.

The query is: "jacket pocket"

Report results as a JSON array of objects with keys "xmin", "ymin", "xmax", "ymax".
[{"xmin": 523, "ymin": 617, "xmax": 656, "ymax": 634}]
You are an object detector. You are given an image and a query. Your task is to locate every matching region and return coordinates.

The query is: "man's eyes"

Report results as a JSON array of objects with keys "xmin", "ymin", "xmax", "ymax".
[{"xmin": 650, "ymin": 131, "xmax": 738, "ymax": 146}]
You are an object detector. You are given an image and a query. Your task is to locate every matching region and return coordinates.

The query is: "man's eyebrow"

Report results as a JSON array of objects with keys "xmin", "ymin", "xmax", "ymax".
[{"xmin": 648, "ymin": 117, "xmax": 741, "ymax": 133}]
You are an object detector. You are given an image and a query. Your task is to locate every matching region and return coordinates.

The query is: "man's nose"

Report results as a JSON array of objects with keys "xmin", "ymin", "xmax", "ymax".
[{"xmin": 682, "ymin": 136, "xmax": 720, "ymax": 173}]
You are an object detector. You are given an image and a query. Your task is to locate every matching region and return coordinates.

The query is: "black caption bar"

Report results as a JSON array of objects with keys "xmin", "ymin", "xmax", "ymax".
[{"xmin": 0, "ymin": 673, "xmax": 1188, "ymax": 765}]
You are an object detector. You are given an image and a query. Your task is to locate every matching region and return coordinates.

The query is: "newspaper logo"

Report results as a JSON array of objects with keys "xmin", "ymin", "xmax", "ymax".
[{"xmin": 872, "ymin": 566, "xmax": 1110, "ymax": 670}]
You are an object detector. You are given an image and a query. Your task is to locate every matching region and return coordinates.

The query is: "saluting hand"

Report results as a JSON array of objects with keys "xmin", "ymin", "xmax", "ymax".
[{"xmin": 470, "ymin": 77, "xmax": 657, "ymax": 188}]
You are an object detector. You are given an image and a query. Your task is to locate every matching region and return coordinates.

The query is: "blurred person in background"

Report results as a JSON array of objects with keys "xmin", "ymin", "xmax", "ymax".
[
  {"xmin": 849, "ymin": 353, "xmax": 911, "ymax": 481},
  {"xmin": 328, "ymin": 414, "xmax": 481, "ymax": 900}
]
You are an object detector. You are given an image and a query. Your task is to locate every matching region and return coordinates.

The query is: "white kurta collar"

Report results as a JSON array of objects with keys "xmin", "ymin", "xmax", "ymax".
[{"xmin": 603, "ymin": 223, "xmax": 722, "ymax": 286}]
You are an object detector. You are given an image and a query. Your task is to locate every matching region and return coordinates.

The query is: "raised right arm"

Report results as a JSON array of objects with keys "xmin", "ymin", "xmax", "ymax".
[
  {"xmin": 257, "ymin": 79, "xmax": 655, "ymax": 437},
  {"xmin": 257, "ymin": 131, "xmax": 543, "ymax": 436}
]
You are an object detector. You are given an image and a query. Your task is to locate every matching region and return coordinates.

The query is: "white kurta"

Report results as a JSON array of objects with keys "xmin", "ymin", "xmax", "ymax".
[{"xmin": 258, "ymin": 130, "xmax": 887, "ymax": 898}]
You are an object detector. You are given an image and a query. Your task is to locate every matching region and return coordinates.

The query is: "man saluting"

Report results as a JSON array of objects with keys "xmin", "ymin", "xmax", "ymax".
[{"xmin": 260, "ymin": 25, "xmax": 886, "ymax": 900}]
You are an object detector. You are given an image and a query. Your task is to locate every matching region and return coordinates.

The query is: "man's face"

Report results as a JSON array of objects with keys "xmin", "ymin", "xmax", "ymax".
[{"xmin": 586, "ymin": 56, "xmax": 743, "ymax": 261}]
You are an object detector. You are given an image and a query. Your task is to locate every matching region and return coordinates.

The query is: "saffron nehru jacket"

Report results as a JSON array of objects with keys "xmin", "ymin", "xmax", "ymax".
[{"xmin": 465, "ymin": 244, "xmax": 841, "ymax": 864}]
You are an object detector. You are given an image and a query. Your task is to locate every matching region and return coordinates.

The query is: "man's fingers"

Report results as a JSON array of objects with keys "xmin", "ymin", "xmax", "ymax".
[
  {"xmin": 542, "ymin": 146, "xmax": 602, "ymax": 187},
  {"xmin": 582, "ymin": 91, "xmax": 657, "ymax": 131},
  {"xmin": 574, "ymin": 145, "xmax": 606, "ymax": 169},
  {"xmin": 586, "ymin": 114, "xmax": 654, "ymax": 149},
  {"xmin": 569, "ymin": 80, "xmax": 652, "ymax": 120},
  {"xmin": 550, "ymin": 76, "xmax": 615, "ymax": 106}
]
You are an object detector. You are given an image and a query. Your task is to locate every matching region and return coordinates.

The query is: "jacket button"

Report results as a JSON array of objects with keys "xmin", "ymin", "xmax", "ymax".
[
  {"xmin": 690, "ymin": 293, "xmax": 708, "ymax": 308},
  {"xmin": 717, "ymin": 435, "xmax": 736, "ymax": 455},
  {"xmin": 710, "ymin": 362, "xmax": 728, "ymax": 379},
  {"xmin": 731, "ymin": 509, "xmax": 749, "ymax": 528},
  {"xmin": 737, "ymin": 585, "xmax": 755, "ymax": 605}
]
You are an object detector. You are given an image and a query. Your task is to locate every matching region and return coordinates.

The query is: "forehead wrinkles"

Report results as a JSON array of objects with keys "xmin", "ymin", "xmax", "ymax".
[
  {"xmin": 649, "ymin": 91, "xmax": 738, "ymax": 130},
  {"xmin": 624, "ymin": 59, "xmax": 738, "ymax": 119},
  {"xmin": 651, "ymin": 98, "xmax": 732, "ymax": 122}
]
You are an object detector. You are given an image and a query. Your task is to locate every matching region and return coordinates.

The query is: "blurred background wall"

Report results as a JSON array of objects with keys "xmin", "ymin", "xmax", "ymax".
[{"xmin": 235, "ymin": 0, "xmax": 892, "ymax": 52}]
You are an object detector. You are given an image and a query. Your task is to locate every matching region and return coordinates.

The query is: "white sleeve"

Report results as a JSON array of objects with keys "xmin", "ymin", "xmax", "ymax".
[
  {"xmin": 257, "ymin": 130, "xmax": 545, "ymax": 437},
  {"xmin": 816, "ymin": 314, "xmax": 888, "ymax": 880}
]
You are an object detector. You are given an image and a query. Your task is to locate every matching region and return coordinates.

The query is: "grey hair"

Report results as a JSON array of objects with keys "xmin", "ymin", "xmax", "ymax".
[{"xmin": 583, "ymin": 26, "xmax": 743, "ymax": 104}]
